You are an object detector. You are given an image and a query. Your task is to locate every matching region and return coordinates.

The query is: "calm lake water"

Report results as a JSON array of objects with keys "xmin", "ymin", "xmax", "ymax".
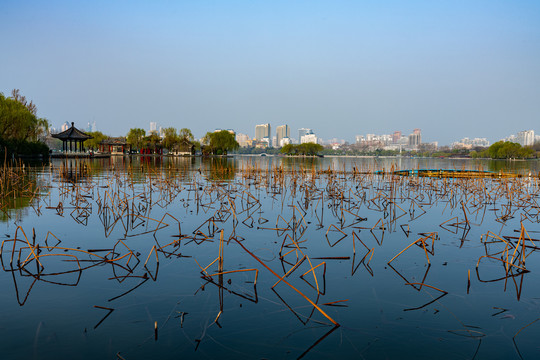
[{"xmin": 1, "ymin": 155, "xmax": 540, "ymax": 359}]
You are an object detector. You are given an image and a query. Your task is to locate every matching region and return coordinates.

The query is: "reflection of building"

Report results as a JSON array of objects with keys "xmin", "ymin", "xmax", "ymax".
[{"xmin": 276, "ymin": 125, "xmax": 290, "ymax": 148}]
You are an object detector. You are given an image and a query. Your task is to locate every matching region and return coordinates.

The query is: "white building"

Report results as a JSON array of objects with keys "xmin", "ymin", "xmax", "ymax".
[
  {"xmin": 236, "ymin": 133, "xmax": 251, "ymax": 147},
  {"xmin": 148, "ymin": 122, "xmax": 158, "ymax": 136},
  {"xmin": 280, "ymin": 137, "xmax": 291, "ymax": 147},
  {"xmin": 261, "ymin": 137, "xmax": 271, "ymax": 147},
  {"xmin": 452, "ymin": 137, "xmax": 490, "ymax": 149},
  {"xmin": 301, "ymin": 133, "xmax": 318, "ymax": 144},
  {"xmin": 61, "ymin": 121, "xmax": 70, "ymax": 132},
  {"xmin": 298, "ymin": 128, "xmax": 313, "ymax": 141},
  {"xmin": 276, "ymin": 125, "xmax": 290, "ymax": 148},
  {"xmin": 517, "ymin": 130, "xmax": 535, "ymax": 146}
]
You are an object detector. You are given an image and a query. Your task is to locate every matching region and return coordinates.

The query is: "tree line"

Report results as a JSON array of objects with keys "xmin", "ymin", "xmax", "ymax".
[
  {"xmin": 84, "ymin": 128, "xmax": 240, "ymax": 156},
  {"xmin": 280, "ymin": 143, "xmax": 324, "ymax": 156},
  {"xmin": 472, "ymin": 141, "xmax": 536, "ymax": 159}
]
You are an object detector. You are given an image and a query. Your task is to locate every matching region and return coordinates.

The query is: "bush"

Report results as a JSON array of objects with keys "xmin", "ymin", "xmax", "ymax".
[{"xmin": 0, "ymin": 137, "xmax": 50, "ymax": 159}]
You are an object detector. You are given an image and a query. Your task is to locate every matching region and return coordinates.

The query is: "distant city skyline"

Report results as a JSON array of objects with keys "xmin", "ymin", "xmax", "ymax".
[
  {"xmin": 50, "ymin": 119, "xmax": 538, "ymax": 148},
  {"xmin": 2, "ymin": 1, "xmax": 539, "ymax": 144}
]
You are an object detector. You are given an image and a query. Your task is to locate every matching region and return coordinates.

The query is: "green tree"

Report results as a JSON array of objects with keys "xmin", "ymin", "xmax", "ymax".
[
  {"xmin": 202, "ymin": 130, "xmax": 239, "ymax": 155},
  {"xmin": 0, "ymin": 90, "xmax": 50, "ymax": 141},
  {"xmin": 178, "ymin": 128, "xmax": 194, "ymax": 143},
  {"xmin": 299, "ymin": 143, "xmax": 323, "ymax": 155},
  {"xmin": 126, "ymin": 128, "xmax": 146, "ymax": 150},
  {"xmin": 485, "ymin": 141, "xmax": 534, "ymax": 159},
  {"xmin": 84, "ymin": 131, "xmax": 108, "ymax": 150},
  {"xmin": 280, "ymin": 144, "xmax": 296, "ymax": 155},
  {"xmin": 143, "ymin": 133, "xmax": 162, "ymax": 150},
  {"xmin": 162, "ymin": 127, "xmax": 178, "ymax": 151}
]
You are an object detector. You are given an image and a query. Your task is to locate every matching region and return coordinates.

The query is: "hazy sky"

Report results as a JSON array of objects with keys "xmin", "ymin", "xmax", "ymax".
[{"xmin": 1, "ymin": 0, "xmax": 539, "ymax": 145}]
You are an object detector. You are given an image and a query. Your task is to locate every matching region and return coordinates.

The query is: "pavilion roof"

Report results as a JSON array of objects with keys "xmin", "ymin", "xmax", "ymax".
[
  {"xmin": 100, "ymin": 137, "xmax": 127, "ymax": 145},
  {"xmin": 51, "ymin": 122, "xmax": 93, "ymax": 140}
]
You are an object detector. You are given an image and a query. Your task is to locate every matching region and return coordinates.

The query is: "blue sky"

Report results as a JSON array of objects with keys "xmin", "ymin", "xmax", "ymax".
[{"xmin": 1, "ymin": 0, "xmax": 539, "ymax": 144}]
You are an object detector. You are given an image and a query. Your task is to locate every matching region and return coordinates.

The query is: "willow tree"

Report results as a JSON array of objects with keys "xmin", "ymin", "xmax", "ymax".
[
  {"xmin": 126, "ymin": 128, "xmax": 146, "ymax": 150},
  {"xmin": 84, "ymin": 131, "xmax": 108, "ymax": 150},
  {"xmin": 202, "ymin": 130, "xmax": 239, "ymax": 155},
  {"xmin": 179, "ymin": 128, "xmax": 194, "ymax": 143},
  {"xmin": 0, "ymin": 90, "xmax": 49, "ymax": 141},
  {"xmin": 483, "ymin": 141, "xmax": 535, "ymax": 159},
  {"xmin": 162, "ymin": 127, "xmax": 179, "ymax": 151}
]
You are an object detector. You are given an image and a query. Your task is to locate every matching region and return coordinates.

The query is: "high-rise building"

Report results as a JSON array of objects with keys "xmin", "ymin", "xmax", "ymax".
[
  {"xmin": 61, "ymin": 121, "xmax": 70, "ymax": 132},
  {"xmin": 392, "ymin": 131, "xmax": 402, "ymax": 144},
  {"xmin": 301, "ymin": 134, "xmax": 318, "ymax": 144},
  {"xmin": 298, "ymin": 128, "xmax": 313, "ymax": 141},
  {"xmin": 280, "ymin": 137, "xmax": 291, "ymax": 147},
  {"xmin": 149, "ymin": 122, "xmax": 158, "ymax": 136},
  {"xmin": 236, "ymin": 133, "xmax": 251, "ymax": 147},
  {"xmin": 255, "ymin": 124, "xmax": 271, "ymax": 142},
  {"xmin": 517, "ymin": 130, "xmax": 535, "ymax": 146},
  {"xmin": 276, "ymin": 125, "xmax": 290, "ymax": 148},
  {"xmin": 408, "ymin": 129, "xmax": 422, "ymax": 147}
]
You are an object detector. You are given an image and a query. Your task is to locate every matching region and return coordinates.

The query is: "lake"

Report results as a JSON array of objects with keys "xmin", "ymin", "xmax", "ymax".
[{"xmin": 1, "ymin": 155, "xmax": 540, "ymax": 359}]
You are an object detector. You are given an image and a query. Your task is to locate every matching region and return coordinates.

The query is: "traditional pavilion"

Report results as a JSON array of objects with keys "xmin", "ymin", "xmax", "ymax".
[{"xmin": 52, "ymin": 122, "xmax": 92, "ymax": 153}]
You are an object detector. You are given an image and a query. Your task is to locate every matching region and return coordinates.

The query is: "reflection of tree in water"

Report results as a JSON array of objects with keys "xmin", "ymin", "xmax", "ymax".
[
  {"xmin": 58, "ymin": 156, "xmax": 204, "ymax": 184},
  {"xmin": 3, "ymin": 157, "xmax": 540, "ymax": 358},
  {"xmin": 280, "ymin": 156, "xmax": 321, "ymax": 171},
  {"xmin": 0, "ymin": 162, "xmax": 42, "ymax": 222},
  {"xmin": 486, "ymin": 159, "xmax": 540, "ymax": 175},
  {"xmin": 201, "ymin": 157, "xmax": 237, "ymax": 181}
]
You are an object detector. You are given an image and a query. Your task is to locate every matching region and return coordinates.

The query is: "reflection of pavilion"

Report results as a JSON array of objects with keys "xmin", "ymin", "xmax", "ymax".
[
  {"xmin": 52, "ymin": 122, "xmax": 92, "ymax": 154},
  {"xmin": 58, "ymin": 158, "xmax": 91, "ymax": 183}
]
